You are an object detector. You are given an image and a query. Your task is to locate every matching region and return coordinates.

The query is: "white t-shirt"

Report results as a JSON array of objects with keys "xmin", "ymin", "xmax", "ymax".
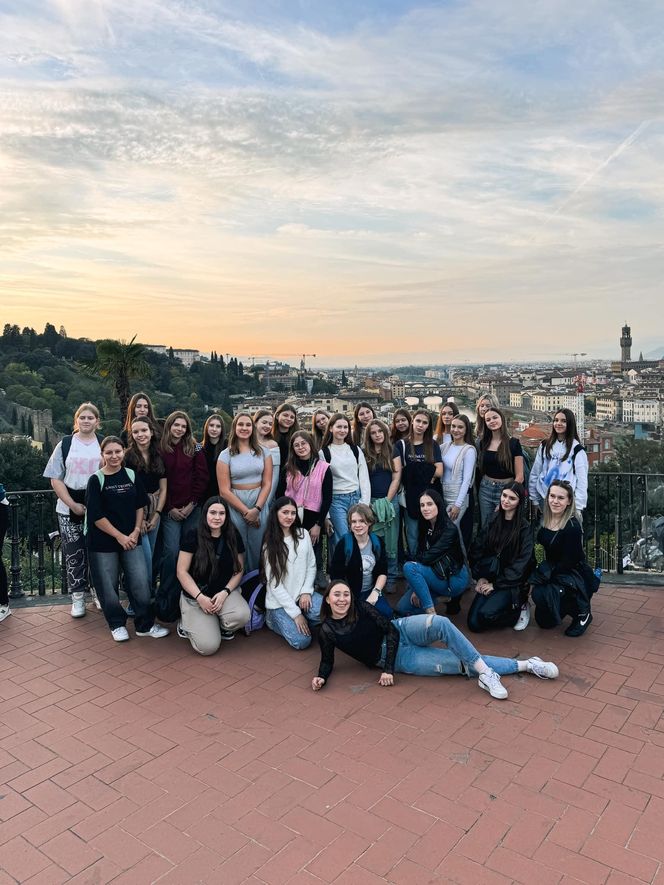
[{"xmin": 43, "ymin": 435, "xmax": 102, "ymax": 515}]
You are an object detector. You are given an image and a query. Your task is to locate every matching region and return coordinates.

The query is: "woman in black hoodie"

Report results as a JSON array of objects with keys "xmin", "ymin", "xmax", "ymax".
[
  {"xmin": 395, "ymin": 489, "xmax": 468, "ymax": 617},
  {"xmin": 466, "ymin": 482, "xmax": 534, "ymax": 632}
]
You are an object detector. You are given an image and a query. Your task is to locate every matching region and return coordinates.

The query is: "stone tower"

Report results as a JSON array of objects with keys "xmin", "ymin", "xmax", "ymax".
[{"xmin": 620, "ymin": 323, "xmax": 632, "ymax": 364}]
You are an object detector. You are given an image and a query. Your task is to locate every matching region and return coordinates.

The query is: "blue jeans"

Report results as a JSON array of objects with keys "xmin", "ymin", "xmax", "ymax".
[
  {"xmin": 89, "ymin": 547, "xmax": 154, "ymax": 632},
  {"xmin": 387, "ymin": 615, "xmax": 519, "ymax": 676},
  {"xmin": 160, "ymin": 508, "xmax": 200, "ymax": 600},
  {"xmin": 140, "ymin": 522, "xmax": 160, "ymax": 588},
  {"xmin": 478, "ymin": 477, "xmax": 505, "ymax": 529},
  {"xmin": 328, "ymin": 491, "xmax": 360, "ymax": 554},
  {"xmin": 398, "ymin": 561, "xmax": 469, "ymax": 614},
  {"xmin": 265, "ymin": 592, "xmax": 323, "ymax": 650},
  {"xmin": 403, "ymin": 511, "xmax": 419, "ymax": 558}
]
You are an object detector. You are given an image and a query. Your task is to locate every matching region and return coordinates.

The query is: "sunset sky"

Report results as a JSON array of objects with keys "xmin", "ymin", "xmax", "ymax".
[{"xmin": 1, "ymin": 1, "xmax": 663, "ymax": 367}]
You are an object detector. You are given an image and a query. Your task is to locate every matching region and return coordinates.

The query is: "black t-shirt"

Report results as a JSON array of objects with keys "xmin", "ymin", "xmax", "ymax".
[
  {"xmin": 392, "ymin": 440, "xmax": 442, "ymax": 466},
  {"xmin": 179, "ymin": 528, "xmax": 245, "ymax": 597},
  {"xmin": 481, "ymin": 438, "xmax": 523, "ymax": 480},
  {"xmin": 86, "ymin": 468, "xmax": 149, "ymax": 553}
]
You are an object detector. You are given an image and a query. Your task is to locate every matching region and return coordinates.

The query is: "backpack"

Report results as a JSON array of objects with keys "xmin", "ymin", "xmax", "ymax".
[
  {"xmin": 83, "ymin": 468, "xmax": 136, "ymax": 535},
  {"xmin": 322, "ymin": 443, "xmax": 360, "ymax": 464},
  {"xmin": 240, "ymin": 569, "xmax": 266, "ymax": 634},
  {"xmin": 61, "ymin": 432, "xmax": 104, "ymax": 466}
]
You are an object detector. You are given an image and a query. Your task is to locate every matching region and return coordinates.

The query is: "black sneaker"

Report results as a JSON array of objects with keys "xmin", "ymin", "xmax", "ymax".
[
  {"xmin": 565, "ymin": 612, "xmax": 593, "ymax": 637},
  {"xmin": 219, "ymin": 628, "xmax": 235, "ymax": 641},
  {"xmin": 446, "ymin": 597, "xmax": 461, "ymax": 616}
]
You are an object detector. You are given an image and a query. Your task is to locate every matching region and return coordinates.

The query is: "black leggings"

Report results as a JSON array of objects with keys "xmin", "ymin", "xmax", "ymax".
[{"xmin": 467, "ymin": 586, "xmax": 523, "ymax": 633}]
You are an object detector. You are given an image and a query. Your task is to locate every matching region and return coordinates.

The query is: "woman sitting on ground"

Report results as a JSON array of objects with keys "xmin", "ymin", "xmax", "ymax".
[
  {"xmin": 329, "ymin": 504, "xmax": 393, "ymax": 619},
  {"xmin": 467, "ymin": 482, "xmax": 534, "ymax": 633},
  {"xmin": 176, "ymin": 496, "xmax": 250, "ymax": 654},
  {"xmin": 311, "ymin": 581, "xmax": 559, "ymax": 700},
  {"xmin": 531, "ymin": 480, "xmax": 599, "ymax": 637},
  {"xmin": 262, "ymin": 496, "xmax": 322, "ymax": 650},
  {"xmin": 396, "ymin": 489, "xmax": 468, "ymax": 618}
]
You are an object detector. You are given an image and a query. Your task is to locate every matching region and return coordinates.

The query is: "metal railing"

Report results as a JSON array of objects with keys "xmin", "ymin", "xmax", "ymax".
[
  {"xmin": 586, "ymin": 473, "xmax": 664, "ymax": 574},
  {"xmin": 2, "ymin": 474, "xmax": 663, "ymax": 598},
  {"xmin": 4, "ymin": 491, "xmax": 66, "ymax": 598}
]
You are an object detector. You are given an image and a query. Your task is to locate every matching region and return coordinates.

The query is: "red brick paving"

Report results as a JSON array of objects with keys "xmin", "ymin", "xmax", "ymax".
[{"xmin": 1, "ymin": 582, "xmax": 663, "ymax": 883}]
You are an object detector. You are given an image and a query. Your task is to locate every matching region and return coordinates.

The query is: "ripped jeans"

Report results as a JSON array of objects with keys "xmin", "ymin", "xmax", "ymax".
[{"xmin": 381, "ymin": 614, "xmax": 519, "ymax": 677}]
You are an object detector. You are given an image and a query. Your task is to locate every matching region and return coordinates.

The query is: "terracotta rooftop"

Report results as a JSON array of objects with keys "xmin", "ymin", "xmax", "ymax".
[{"xmin": 1, "ymin": 581, "xmax": 664, "ymax": 884}]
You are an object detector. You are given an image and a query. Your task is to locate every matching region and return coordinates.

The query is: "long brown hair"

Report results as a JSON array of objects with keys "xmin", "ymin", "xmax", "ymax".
[
  {"xmin": 479, "ymin": 407, "xmax": 513, "ymax": 474},
  {"xmin": 286, "ymin": 431, "xmax": 319, "ymax": 479},
  {"xmin": 202, "ymin": 413, "xmax": 227, "ymax": 459},
  {"xmin": 227, "ymin": 412, "xmax": 264, "ymax": 458},
  {"xmin": 407, "ymin": 409, "xmax": 435, "ymax": 463},
  {"xmin": 192, "ymin": 497, "xmax": 242, "ymax": 582},
  {"xmin": 125, "ymin": 418, "xmax": 165, "ymax": 475},
  {"xmin": 351, "ymin": 402, "xmax": 376, "ymax": 447},
  {"xmin": 272, "ymin": 403, "xmax": 299, "ymax": 447},
  {"xmin": 434, "ymin": 401, "xmax": 459, "ymax": 439},
  {"xmin": 160, "ymin": 411, "xmax": 196, "ymax": 456},
  {"xmin": 261, "ymin": 496, "xmax": 302, "ymax": 586},
  {"xmin": 544, "ymin": 409, "xmax": 580, "ymax": 460},
  {"xmin": 311, "ymin": 410, "xmax": 330, "ymax": 449},
  {"xmin": 363, "ymin": 419, "xmax": 393, "ymax": 472},
  {"xmin": 320, "ymin": 580, "xmax": 359, "ymax": 625},
  {"xmin": 123, "ymin": 392, "xmax": 158, "ymax": 436},
  {"xmin": 390, "ymin": 408, "xmax": 411, "ymax": 444},
  {"xmin": 321, "ymin": 413, "xmax": 351, "ymax": 448}
]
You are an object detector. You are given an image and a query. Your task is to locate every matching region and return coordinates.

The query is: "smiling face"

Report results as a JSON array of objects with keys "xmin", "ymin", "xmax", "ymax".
[
  {"xmin": 134, "ymin": 398, "xmax": 150, "ymax": 418},
  {"xmin": 277, "ymin": 502, "xmax": 297, "ymax": 532},
  {"xmin": 349, "ymin": 512, "xmax": 370, "ymax": 540},
  {"xmin": 292, "ymin": 434, "xmax": 311, "ymax": 459},
  {"xmin": 76, "ymin": 409, "xmax": 99, "ymax": 435},
  {"xmin": 206, "ymin": 502, "xmax": 227, "ymax": 534},
  {"xmin": 277, "ymin": 409, "xmax": 296, "ymax": 432},
  {"xmin": 500, "ymin": 488, "xmax": 520, "ymax": 515},
  {"xmin": 326, "ymin": 583, "xmax": 352, "ymax": 619},
  {"xmin": 450, "ymin": 418, "xmax": 466, "ymax": 443},
  {"xmin": 553, "ymin": 412, "xmax": 567, "ymax": 438},
  {"xmin": 102, "ymin": 442, "xmax": 124, "ymax": 470},
  {"xmin": 234, "ymin": 416, "xmax": 253, "ymax": 439},
  {"xmin": 170, "ymin": 417, "xmax": 188, "ymax": 440},
  {"xmin": 131, "ymin": 420, "xmax": 152, "ymax": 449},
  {"xmin": 394, "ymin": 413, "xmax": 410, "ymax": 434},
  {"xmin": 368, "ymin": 423, "xmax": 385, "ymax": 446},
  {"xmin": 255, "ymin": 414, "xmax": 273, "ymax": 438},
  {"xmin": 206, "ymin": 418, "xmax": 222, "ymax": 442},
  {"xmin": 419, "ymin": 494, "xmax": 438, "ymax": 523},
  {"xmin": 548, "ymin": 485, "xmax": 572, "ymax": 516},
  {"xmin": 357, "ymin": 406, "xmax": 374, "ymax": 426},
  {"xmin": 331, "ymin": 418, "xmax": 349, "ymax": 442},
  {"xmin": 484, "ymin": 410, "xmax": 502, "ymax": 432}
]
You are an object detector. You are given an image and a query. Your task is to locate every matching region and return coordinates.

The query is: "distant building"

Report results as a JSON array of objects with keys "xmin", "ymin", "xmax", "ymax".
[
  {"xmin": 622, "ymin": 398, "xmax": 662, "ymax": 425},
  {"xmin": 172, "ymin": 349, "xmax": 200, "ymax": 368},
  {"xmin": 611, "ymin": 322, "xmax": 661, "ymax": 373},
  {"xmin": 595, "ymin": 397, "xmax": 622, "ymax": 422}
]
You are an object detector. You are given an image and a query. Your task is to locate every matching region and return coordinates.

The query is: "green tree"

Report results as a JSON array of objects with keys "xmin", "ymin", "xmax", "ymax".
[
  {"xmin": 0, "ymin": 440, "xmax": 49, "ymax": 491},
  {"xmin": 86, "ymin": 336, "xmax": 151, "ymax": 423}
]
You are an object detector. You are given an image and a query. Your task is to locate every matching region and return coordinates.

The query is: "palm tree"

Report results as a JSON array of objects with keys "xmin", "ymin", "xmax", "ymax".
[{"xmin": 86, "ymin": 336, "xmax": 151, "ymax": 423}]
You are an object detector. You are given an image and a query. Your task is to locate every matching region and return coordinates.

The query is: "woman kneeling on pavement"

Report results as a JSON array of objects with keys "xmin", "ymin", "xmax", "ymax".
[
  {"xmin": 311, "ymin": 581, "xmax": 559, "ymax": 700},
  {"xmin": 176, "ymin": 496, "xmax": 251, "ymax": 654},
  {"xmin": 86, "ymin": 437, "xmax": 169, "ymax": 643}
]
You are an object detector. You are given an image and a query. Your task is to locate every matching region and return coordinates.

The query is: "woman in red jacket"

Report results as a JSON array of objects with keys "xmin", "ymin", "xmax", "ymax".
[{"xmin": 158, "ymin": 411, "xmax": 209, "ymax": 619}]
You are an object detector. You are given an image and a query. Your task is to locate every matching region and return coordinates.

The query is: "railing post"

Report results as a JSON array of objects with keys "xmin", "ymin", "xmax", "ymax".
[
  {"xmin": 8, "ymin": 495, "xmax": 25, "ymax": 599},
  {"xmin": 36, "ymin": 494, "xmax": 46, "ymax": 596},
  {"xmin": 593, "ymin": 474, "xmax": 600, "ymax": 570},
  {"xmin": 644, "ymin": 475, "xmax": 651, "ymax": 570},
  {"xmin": 616, "ymin": 474, "xmax": 623, "ymax": 575}
]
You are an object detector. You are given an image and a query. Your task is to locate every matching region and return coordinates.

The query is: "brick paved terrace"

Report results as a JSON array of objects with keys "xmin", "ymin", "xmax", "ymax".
[{"xmin": 1, "ymin": 581, "xmax": 664, "ymax": 884}]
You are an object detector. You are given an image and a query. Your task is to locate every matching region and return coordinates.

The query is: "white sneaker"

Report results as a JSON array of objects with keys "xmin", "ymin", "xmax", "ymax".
[
  {"xmin": 513, "ymin": 604, "xmax": 530, "ymax": 631},
  {"xmin": 90, "ymin": 588, "xmax": 102, "ymax": 610},
  {"xmin": 478, "ymin": 669, "xmax": 508, "ymax": 700},
  {"xmin": 111, "ymin": 626, "xmax": 130, "ymax": 642},
  {"xmin": 136, "ymin": 624, "xmax": 170, "ymax": 639},
  {"xmin": 71, "ymin": 593, "xmax": 86, "ymax": 618},
  {"xmin": 0, "ymin": 605, "xmax": 11, "ymax": 622},
  {"xmin": 526, "ymin": 657, "xmax": 559, "ymax": 679}
]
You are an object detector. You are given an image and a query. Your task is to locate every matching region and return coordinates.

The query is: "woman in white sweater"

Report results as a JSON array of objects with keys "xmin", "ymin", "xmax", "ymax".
[
  {"xmin": 262, "ymin": 496, "xmax": 322, "ymax": 649},
  {"xmin": 529, "ymin": 409, "xmax": 588, "ymax": 516},
  {"xmin": 319, "ymin": 413, "xmax": 371, "ymax": 554},
  {"xmin": 441, "ymin": 414, "xmax": 477, "ymax": 525}
]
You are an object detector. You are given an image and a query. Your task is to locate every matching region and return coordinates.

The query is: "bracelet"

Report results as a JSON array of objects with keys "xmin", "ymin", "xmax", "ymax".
[
  {"xmin": 255, "ymin": 504, "xmax": 262, "ymax": 512},
  {"xmin": 223, "ymin": 587, "xmax": 232, "ymax": 595},
  {"xmin": 194, "ymin": 591, "xmax": 202, "ymax": 600},
  {"xmin": 156, "ymin": 509, "xmax": 162, "ymax": 515}
]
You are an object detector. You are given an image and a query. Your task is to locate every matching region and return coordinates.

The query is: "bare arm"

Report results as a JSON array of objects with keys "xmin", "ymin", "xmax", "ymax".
[
  {"xmin": 387, "ymin": 461, "xmax": 402, "ymax": 502},
  {"xmin": 50, "ymin": 478, "xmax": 83, "ymax": 514}
]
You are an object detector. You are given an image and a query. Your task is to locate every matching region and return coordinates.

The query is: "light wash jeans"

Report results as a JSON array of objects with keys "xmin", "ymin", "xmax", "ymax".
[
  {"xmin": 140, "ymin": 521, "xmax": 160, "ymax": 588},
  {"xmin": 380, "ymin": 615, "xmax": 519, "ymax": 677},
  {"xmin": 160, "ymin": 508, "xmax": 201, "ymax": 601},
  {"xmin": 328, "ymin": 490, "xmax": 361, "ymax": 555},
  {"xmin": 398, "ymin": 562, "xmax": 469, "ymax": 614},
  {"xmin": 265, "ymin": 592, "xmax": 324, "ymax": 650},
  {"xmin": 478, "ymin": 477, "xmax": 506, "ymax": 529},
  {"xmin": 89, "ymin": 547, "xmax": 154, "ymax": 632}
]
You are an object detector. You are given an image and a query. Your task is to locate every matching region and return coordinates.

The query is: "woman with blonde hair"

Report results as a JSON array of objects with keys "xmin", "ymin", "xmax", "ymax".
[
  {"xmin": 217, "ymin": 412, "xmax": 272, "ymax": 571},
  {"xmin": 475, "ymin": 393, "xmax": 500, "ymax": 440}
]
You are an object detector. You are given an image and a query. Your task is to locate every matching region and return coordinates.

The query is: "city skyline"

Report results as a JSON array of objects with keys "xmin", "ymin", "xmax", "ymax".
[{"xmin": 2, "ymin": 1, "xmax": 663, "ymax": 365}]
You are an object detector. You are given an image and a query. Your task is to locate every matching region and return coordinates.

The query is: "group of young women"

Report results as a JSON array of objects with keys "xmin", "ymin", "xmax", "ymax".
[{"xmin": 40, "ymin": 392, "xmax": 596, "ymax": 701}]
